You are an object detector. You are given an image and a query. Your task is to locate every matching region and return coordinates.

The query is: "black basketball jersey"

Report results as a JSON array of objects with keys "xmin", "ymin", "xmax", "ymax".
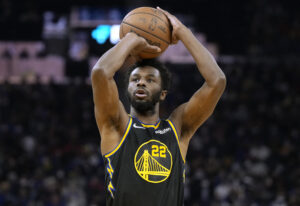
[{"xmin": 103, "ymin": 115, "xmax": 185, "ymax": 206}]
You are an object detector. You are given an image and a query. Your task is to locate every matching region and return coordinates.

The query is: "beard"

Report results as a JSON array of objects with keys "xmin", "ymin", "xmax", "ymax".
[{"xmin": 127, "ymin": 89, "xmax": 161, "ymax": 115}]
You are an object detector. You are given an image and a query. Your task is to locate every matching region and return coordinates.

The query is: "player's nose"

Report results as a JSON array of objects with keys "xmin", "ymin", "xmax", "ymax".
[{"xmin": 137, "ymin": 78, "xmax": 146, "ymax": 86}]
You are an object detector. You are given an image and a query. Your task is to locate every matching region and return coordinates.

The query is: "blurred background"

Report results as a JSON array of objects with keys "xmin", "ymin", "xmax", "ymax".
[{"xmin": 0, "ymin": 0, "xmax": 299, "ymax": 205}]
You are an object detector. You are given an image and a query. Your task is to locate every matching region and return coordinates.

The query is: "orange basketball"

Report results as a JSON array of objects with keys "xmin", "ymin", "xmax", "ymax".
[{"xmin": 119, "ymin": 7, "xmax": 171, "ymax": 59}]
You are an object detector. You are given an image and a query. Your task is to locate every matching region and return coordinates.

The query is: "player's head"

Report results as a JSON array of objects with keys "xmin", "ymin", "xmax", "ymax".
[{"xmin": 125, "ymin": 59, "xmax": 171, "ymax": 114}]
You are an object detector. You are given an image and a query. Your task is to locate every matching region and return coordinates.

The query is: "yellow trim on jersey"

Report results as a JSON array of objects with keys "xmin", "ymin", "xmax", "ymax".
[
  {"xmin": 108, "ymin": 181, "xmax": 115, "ymax": 198},
  {"xmin": 106, "ymin": 157, "xmax": 115, "ymax": 198},
  {"xmin": 129, "ymin": 114, "xmax": 161, "ymax": 129},
  {"xmin": 104, "ymin": 117, "xmax": 133, "ymax": 158},
  {"xmin": 166, "ymin": 120, "xmax": 186, "ymax": 163},
  {"xmin": 106, "ymin": 158, "xmax": 114, "ymax": 179},
  {"xmin": 141, "ymin": 121, "xmax": 161, "ymax": 129}
]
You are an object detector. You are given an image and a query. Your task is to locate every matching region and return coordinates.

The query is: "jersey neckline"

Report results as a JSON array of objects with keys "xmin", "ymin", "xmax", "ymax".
[{"xmin": 130, "ymin": 114, "xmax": 161, "ymax": 129}]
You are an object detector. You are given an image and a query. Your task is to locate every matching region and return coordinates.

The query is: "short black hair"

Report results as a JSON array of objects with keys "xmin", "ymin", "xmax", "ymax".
[{"xmin": 124, "ymin": 58, "xmax": 172, "ymax": 91}]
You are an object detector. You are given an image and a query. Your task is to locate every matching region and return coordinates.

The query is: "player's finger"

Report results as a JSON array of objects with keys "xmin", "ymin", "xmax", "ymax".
[
  {"xmin": 146, "ymin": 45, "xmax": 161, "ymax": 53},
  {"xmin": 139, "ymin": 37, "xmax": 161, "ymax": 52},
  {"xmin": 156, "ymin": 7, "xmax": 166, "ymax": 13},
  {"xmin": 157, "ymin": 7, "xmax": 178, "ymax": 29},
  {"xmin": 157, "ymin": 7, "xmax": 171, "ymax": 17}
]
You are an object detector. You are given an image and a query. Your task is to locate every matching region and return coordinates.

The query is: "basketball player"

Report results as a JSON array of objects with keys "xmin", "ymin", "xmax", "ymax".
[{"xmin": 91, "ymin": 7, "xmax": 226, "ymax": 206}]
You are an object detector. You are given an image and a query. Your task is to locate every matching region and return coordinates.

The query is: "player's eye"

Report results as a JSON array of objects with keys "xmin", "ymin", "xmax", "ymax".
[
  {"xmin": 131, "ymin": 78, "xmax": 139, "ymax": 82},
  {"xmin": 147, "ymin": 79, "xmax": 154, "ymax": 83}
]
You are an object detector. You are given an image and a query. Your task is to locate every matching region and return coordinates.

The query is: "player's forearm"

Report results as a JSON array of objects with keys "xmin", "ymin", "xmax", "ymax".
[
  {"xmin": 179, "ymin": 27, "xmax": 226, "ymax": 86},
  {"xmin": 92, "ymin": 33, "xmax": 139, "ymax": 79}
]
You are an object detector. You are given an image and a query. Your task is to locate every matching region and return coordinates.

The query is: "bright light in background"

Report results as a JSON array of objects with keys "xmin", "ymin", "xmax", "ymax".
[
  {"xmin": 91, "ymin": 25, "xmax": 120, "ymax": 45},
  {"xmin": 91, "ymin": 25, "xmax": 111, "ymax": 44},
  {"xmin": 110, "ymin": 25, "xmax": 120, "ymax": 44}
]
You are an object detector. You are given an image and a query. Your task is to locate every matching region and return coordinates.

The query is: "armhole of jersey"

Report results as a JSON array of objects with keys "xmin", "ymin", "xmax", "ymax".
[
  {"xmin": 103, "ymin": 117, "xmax": 133, "ymax": 158},
  {"xmin": 166, "ymin": 119, "xmax": 186, "ymax": 163}
]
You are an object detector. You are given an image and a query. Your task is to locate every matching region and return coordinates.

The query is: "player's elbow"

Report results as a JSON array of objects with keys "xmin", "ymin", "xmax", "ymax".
[
  {"xmin": 91, "ymin": 66, "xmax": 102, "ymax": 77},
  {"xmin": 218, "ymin": 74, "xmax": 226, "ymax": 87},
  {"xmin": 91, "ymin": 67, "xmax": 107, "ymax": 83},
  {"xmin": 214, "ymin": 73, "xmax": 226, "ymax": 92}
]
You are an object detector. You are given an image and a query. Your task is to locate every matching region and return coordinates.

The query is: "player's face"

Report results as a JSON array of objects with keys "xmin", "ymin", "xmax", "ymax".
[{"xmin": 127, "ymin": 66, "xmax": 166, "ymax": 113}]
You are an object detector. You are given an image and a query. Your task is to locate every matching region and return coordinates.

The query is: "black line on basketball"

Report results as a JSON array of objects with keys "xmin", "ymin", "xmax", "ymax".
[
  {"xmin": 123, "ymin": 12, "xmax": 170, "ymax": 28},
  {"xmin": 122, "ymin": 21, "xmax": 170, "ymax": 44}
]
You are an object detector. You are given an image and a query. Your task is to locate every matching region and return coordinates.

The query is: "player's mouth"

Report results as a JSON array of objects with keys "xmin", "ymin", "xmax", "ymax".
[{"xmin": 134, "ymin": 89, "xmax": 148, "ymax": 99}]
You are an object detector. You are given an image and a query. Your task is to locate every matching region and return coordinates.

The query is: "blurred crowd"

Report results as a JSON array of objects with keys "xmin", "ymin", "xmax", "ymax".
[
  {"xmin": 181, "ymin": 59, "xmax": 300, "ymax": 206},
  {"xmin": 0, "ymin": 58, "xmax": 299, "ymax": 206}
]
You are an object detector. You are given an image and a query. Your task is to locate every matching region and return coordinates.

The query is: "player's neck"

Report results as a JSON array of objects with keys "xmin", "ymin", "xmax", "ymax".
[{"xmin": 130, "ymin": 105, "xmax": 160, "ymax": 125}]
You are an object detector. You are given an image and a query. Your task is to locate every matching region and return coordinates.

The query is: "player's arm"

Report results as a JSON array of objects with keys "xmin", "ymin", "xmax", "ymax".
[
  {"xmin": 159, "ymin": 8, "xmax": 226, "ymax": 145},
  {"xmin": 176, "ymin": 27, "xmax": 226, "ymax": 140},
  {"xmin": 91, "ymin": 32, "xmax": 160, "ymax": 154}
]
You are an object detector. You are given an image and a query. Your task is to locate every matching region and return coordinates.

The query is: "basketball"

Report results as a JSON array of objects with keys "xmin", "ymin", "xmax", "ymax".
[{"xmin": 119, "ymin": 7, "xmax": 171, "ymax": 59}]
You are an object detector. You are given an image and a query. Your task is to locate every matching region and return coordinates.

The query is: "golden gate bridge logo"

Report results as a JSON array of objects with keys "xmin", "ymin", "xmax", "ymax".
[{"xmin": 134, "ymin": 140, "xmax": 172, "ymax": 183}]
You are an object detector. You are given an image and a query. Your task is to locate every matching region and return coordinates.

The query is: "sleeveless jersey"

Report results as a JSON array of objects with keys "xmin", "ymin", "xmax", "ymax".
[{"xmin": 103, "ymin": 115, "xmax": 185, "ymax": 206}]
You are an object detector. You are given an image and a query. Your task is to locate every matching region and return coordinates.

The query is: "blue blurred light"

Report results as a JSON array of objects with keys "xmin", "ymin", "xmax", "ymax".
[{"xmin": 92, "ymin": 25, "xmax": 111, "ymax": 44}]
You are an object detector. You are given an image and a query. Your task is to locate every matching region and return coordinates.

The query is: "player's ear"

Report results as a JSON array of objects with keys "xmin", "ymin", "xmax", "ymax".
[{"xmin": 160, "ymin": 90, "xmax": 168, "ymax": 101}]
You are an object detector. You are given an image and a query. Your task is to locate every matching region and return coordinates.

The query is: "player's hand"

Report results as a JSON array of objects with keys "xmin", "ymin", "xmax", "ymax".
[
  {"xmin": 125, "ymin": 32, "xmax": 161, "ymax": 61},
  {"xmin": 157, "ymin": 7, "xmax": 185, "ymax": 44}
]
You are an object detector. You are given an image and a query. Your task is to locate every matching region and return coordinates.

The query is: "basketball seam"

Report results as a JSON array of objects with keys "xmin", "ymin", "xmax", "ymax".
[
  {"xmin": 124, "ymin": 12, "xmax": 170, "ymax": 28},
  {"xmin": 122, "ymin": 21, "xmax": 170, "ymax": 44}
]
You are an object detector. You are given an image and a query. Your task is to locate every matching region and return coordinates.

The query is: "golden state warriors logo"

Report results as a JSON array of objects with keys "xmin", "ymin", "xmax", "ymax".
[{"xmin": 134, "ymin": 140, "xmax": 172, "ymax": 183}]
